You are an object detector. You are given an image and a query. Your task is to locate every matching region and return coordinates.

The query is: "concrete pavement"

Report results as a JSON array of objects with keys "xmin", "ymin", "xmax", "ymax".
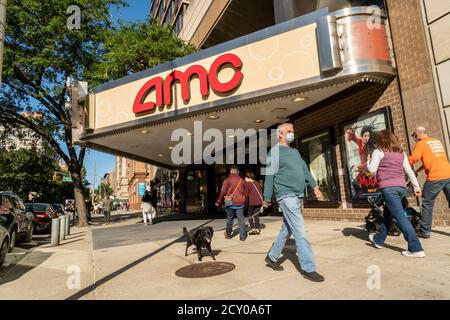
[{"xmin": 1, "ymin": 211, "xmax": 450, "ymax": 300}]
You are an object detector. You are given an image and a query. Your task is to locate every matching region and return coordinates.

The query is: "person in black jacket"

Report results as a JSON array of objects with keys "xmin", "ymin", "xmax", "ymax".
[{"xmin": 141, "ymin": 186, "xmax": 156, "ymax": 225}]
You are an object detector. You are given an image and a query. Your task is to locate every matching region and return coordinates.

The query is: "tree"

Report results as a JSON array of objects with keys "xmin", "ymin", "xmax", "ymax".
[
  {"xmin": 86, "ymin": 21, "xmax": 196, "ymax": 87},
  {"xmin": 95, "ymin": 183, "xmax": 113, "ymax": 198},
  {"xmin": 0, "ymin": 1, "xmax": 196, "ymax": 226},
  {"xmin": 0, "ymin": 0, "xmax": 125, "ymax": 226},
  {"xmin": 0, "ymin": 148, "xmax": 57, "ymax": 201}
]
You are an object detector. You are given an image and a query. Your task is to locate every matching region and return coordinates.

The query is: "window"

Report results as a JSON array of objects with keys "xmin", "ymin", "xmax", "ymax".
[
  {"xmin": 298, "ymin": 130, "xmax": 341, "ymax": 205},
  {"xmin": 175, "ymin": 6, "xmax": 184, "ymax": 35},
  {"xmin": 164, "ymin": 10, "xmax": 171, "ymax": 26}
]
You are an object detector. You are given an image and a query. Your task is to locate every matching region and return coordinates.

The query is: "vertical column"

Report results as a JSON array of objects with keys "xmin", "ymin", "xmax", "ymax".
[
  {"xmin": 206, "ymin": 165, "xmax": 216, "ymax": 215},
  {"xmin": 0, "ymin": 0, "xmax": 7, "ymax": 83},
  {"xmin": 179, "ymin": 169, "xmax": 187, "ymax": 214}
]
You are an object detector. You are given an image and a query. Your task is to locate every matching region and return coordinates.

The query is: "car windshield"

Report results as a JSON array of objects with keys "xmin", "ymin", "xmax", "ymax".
[{"xmin": 31, "ymin": 204, "xmax": 49, "ymax": 211}]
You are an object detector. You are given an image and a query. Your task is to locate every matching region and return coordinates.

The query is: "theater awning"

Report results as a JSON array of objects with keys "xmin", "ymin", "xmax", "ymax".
[{"xmin": 77, "ymin": 7, "xmax": 396, "ymax": 168}]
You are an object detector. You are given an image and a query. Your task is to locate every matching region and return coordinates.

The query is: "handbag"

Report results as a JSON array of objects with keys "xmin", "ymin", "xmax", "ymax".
[{"xmin": 224, "ymin": 179, "xmax": 243, "ymax": 207}]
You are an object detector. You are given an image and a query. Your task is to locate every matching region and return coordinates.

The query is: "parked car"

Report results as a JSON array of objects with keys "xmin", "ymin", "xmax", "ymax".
[
  {"xmin": 51, "ymin": 203, "xmax": 65, "ymax": 216},
  {"xmin": 24, "ymin": 203, "xmax": 59, "ymax": 233},
  {"xmin": 0, "ymin": 220, "xmax": 10, "ymax": 268},
  {"xmin": 0, "ymin": 191, "xmax": 36, "ymax": 251}
]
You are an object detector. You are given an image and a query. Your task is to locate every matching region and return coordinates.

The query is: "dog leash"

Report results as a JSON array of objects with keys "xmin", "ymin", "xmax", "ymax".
[
  {"xmin": 245, "ymin": 205, "xmax": 265, "ymax": 221},
  {"xmin": 225, "ymin": 205, "xmax": 265, "ymax": 231}
]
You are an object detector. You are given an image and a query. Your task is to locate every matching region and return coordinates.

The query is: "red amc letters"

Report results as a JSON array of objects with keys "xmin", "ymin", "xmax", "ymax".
[{"xmin": 133, "ymin": 53, "xmax": 244, "ymax": 114}]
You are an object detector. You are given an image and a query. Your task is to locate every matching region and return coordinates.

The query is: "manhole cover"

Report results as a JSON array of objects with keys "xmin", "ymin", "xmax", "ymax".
[{"xmin": 175, "ymin": 262, "xmax": 235, "ymax": 278}]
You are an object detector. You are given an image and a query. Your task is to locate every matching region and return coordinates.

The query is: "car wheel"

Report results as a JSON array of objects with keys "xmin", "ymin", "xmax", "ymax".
[
  {"xmin": 8, "ymin": 229, "xmax": 16, "ymax": 252},
  {"xmin": 0, "ymin": 238, "xmax": 9, "ymax": 268},
  {"xmin": 24, "ymin": 223, "xmax": 34, "ymax": 243}
]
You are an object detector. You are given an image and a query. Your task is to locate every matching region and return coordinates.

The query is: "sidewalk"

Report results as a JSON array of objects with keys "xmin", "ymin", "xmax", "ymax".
[
  {"xmin": 0, "ymin": 226, "xmax": 96, "ymax": 300},
  {"xmin": 1, "ymin": 213, "xmax": 449, "ymax": 300}
]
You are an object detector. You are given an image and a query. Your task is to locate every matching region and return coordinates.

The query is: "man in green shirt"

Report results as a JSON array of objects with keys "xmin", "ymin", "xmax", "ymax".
[{"xmin": 263, "ymin": 123, "xmax": 325, "ymax": 282}]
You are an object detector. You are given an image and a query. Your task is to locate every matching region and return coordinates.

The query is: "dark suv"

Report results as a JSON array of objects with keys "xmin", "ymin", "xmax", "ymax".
[{"xmin": 0, "ymin": 191, "xmax": 36, "ymax": 251}]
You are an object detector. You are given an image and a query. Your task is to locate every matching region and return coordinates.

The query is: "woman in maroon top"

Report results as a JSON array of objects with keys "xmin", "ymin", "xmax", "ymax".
[{"xmin": 244, "ymin": 171, "xmax": 264, "ymax": 235}]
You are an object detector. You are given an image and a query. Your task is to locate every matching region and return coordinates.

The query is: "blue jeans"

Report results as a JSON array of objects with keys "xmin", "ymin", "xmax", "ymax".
[
  {"xmin": 420, "ymin": 178, "xmax": 450, "ymax": 234},
  {"xmin": 374, "ymin": 187, "xmax": 424, "ymax": 253},
  {"xmin": 225, "ymin": 207, "xmax": 246, "ymax": 240},
  {"xmin": 268, "ymin": 195, "xmax": 316, "ymax": 273}
]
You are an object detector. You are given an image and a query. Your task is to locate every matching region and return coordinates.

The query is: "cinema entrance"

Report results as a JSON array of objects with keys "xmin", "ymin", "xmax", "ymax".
[{"xmin": 76, "ymin": 7, "xmax": 400, "ymax": 219}]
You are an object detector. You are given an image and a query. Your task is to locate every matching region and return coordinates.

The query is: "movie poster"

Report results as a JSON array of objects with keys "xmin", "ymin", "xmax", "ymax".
[{"xmin": 341, "ymin": 108, "xmax": 392, "ymax": 202}]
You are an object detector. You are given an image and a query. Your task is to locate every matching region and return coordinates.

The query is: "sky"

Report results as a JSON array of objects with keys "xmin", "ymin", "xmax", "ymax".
[{"xmin": 83, "ymin": 0, "xmax": 151, "ymax": 188}]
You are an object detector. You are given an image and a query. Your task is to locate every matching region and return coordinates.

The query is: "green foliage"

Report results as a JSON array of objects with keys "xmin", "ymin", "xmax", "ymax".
[
  {"xmin": 94, "ymin": 183, "xmax": 113, "ymax": 197},
  {"xmin": 0, "ymin": 0, "xmax": 195, "ymax": 223},
  {"xmin": 86, "ymin": 22, "xmax": 197, "ymax": 86},
  {"xmin": 0, "ymin": 148, "xmax": 57, "ymax": 201},
  {"xmin": 0, "ymin": 0, "xmax": 126, "ymax": 163},
  {"xmin": 0, "ymin": 0, "xmax": 126, "ymax": 224}
]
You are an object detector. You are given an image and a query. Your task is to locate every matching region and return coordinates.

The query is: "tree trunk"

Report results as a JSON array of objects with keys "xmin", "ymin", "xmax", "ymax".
[{"xmin": 71, "ymin": 166, "xmax": 88, "ymax": 227}]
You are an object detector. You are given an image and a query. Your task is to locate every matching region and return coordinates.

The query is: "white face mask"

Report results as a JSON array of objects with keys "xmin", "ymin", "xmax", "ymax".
[{"xmin": 285, "ymin": 132, "xmax": 295, "ymax": 144}]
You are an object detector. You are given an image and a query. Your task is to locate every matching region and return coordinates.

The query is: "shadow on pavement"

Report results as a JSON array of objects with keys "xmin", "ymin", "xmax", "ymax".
[
  {"xmin": 342, "ymin": 227, "xmax": 369, "ymax": 241},
  {"xmin": 66, "ymin": 219, "xmax": 216, "ymax": 300},
  {"xmin": 89, "ymin": 211, "xmax": 142, "ymax": 226},
  {"xmin": 431, "ymin": 229, "xmax": 450, "ymax": 237},
  {"xmin": 60, "ymin": 239, "xmax": 83, "ymax": 246},
  {"xmin": 0, "ymin": 250, "xmax": 53, "ymax": 285},
  {"xmin": 152, "ymin": 213, "xmax": 224, "ymax": 223},
  {"xmin": 13, "ymin": 235, "xmax": 50, "ymax": 250},
  {"xmin": 68, "ymin": 231, "xmax": 87, "ymax": 236},
  {"xmin": 226, "ymin": 224, "xmax": 267, "ymax": 238},
  {"xmin": 278, "ymin": 240, "xmax": 302, "ymax": 273},
  {"xmin": 342, "ymin": 227, "xmax": 404, "ymax": 253},
  {"xmin": 185, "ymin": 249, "xmax": 223, "ymax": 260}
]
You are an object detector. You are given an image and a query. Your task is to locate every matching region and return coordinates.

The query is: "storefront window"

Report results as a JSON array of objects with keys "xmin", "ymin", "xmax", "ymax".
[
  {"xmin": 186, "ymin": 168, "xmax": 208, "ymax": 213},
  {"xmin": 298, "ymin": 130, "xmax": 340, "ymax": 204}
]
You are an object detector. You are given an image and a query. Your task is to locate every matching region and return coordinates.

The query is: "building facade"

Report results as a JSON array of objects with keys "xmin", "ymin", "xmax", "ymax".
[
  {"xmin": 110, "ymin": 156, "xmax": 130, "ymax": 200},
  {"xmin": 0, "ymin": 112, "xmax": 45, "ymax": 151},
  {"xmin": 78, "ymin": 0, "xmax": 450, "ymax": 226}
]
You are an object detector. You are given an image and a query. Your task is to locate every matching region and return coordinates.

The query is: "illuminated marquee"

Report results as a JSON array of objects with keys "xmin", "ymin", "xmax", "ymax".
[{"xmin": 133, "ymin": 53, "xmax": 244, "ymax": 114}]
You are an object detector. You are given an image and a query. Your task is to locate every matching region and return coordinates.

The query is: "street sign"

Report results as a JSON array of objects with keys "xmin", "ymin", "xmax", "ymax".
[
  {"xmin": 138, "ymin": 183, "xmax": 146, "ymax": 196},
  {"xmin": 63, "ymin": 177, "xmax": 73, "ymax": 183}
]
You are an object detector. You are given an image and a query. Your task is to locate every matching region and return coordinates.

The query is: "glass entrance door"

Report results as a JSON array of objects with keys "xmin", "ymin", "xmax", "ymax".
[{"xmin": 186, "ymin": 168, "xmax": 208, "ymax": 214}]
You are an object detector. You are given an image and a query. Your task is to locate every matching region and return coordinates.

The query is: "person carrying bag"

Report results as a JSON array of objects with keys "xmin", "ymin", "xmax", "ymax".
[
  {"xmin": 216, "ymin": 166, "xmax": 247, "ymax": 241},
  {"xmin": 244, "ymin": 171, "xmax": 264, "ymax": 235}
]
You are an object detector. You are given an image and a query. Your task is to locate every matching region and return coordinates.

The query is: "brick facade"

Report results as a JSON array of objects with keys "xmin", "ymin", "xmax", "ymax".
[
  {"xmin": 291, "ymin": 0, "xmax": 450, "ymax": 226},
  {"xmin": 387, "ymin": 0, "xmax": 450, "ymax": 226},
  {"xmin": 293, "ymin": 81, "xmax": 407, "ymax": 222},
  {"xmin": 127, "ymin": 160, "xmax": 148, "ymax": 210}
]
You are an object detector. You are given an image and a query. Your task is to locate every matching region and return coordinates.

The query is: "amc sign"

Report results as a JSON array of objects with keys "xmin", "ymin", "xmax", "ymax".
[{"xmin": 133, "ymin": 53, "xmax": 244, "ymax": 114}]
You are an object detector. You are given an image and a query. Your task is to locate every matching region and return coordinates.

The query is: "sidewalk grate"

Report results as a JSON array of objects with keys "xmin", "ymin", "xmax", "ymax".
[{"xmin": 175, "ymin": 262, "xmax": 235, "ymax": 278}]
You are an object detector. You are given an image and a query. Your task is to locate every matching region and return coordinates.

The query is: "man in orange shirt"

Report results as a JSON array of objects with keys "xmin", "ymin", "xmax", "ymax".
[{"xmin": 409, "ymin": 127, "xmax": 450, "ymax": 238}]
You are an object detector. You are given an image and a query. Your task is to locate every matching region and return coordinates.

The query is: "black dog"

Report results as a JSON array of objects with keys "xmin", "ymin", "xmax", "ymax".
[{"xmin": 183, "ymin": 226, "xmax": 216, "ymax": 261}]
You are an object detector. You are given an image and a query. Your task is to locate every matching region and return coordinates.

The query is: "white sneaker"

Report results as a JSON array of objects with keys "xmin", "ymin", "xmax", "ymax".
[
  {"xmin": 369, "ymin": 233, "xmax": 383, "ymax": 249},
  {"xmin": 401, "ymin": 251, "xmax": 426, "ymax": 258}
]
